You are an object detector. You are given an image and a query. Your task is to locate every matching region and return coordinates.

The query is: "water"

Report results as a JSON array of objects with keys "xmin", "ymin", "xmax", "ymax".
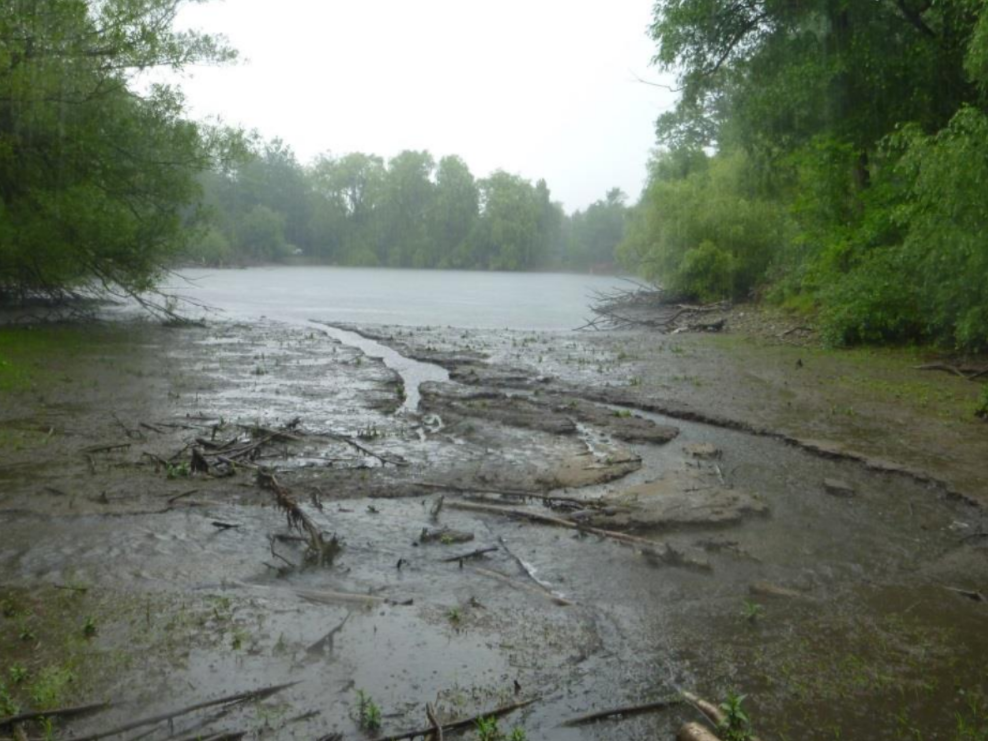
[{"xmin": 165, "ymin": 265, "xmax": 630, "ymax": 330}]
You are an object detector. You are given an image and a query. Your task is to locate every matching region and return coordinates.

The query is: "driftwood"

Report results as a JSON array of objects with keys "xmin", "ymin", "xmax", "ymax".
[
  {"xmin": 442, "ymin": 546, "xmax": 498, "ymax": 563},
  {"xmin": 297, "ymin": 588, "xmax": 413, "ymax": 608},
  {"xmin": 561, "ymin": 697, "xmax": 681, "ymax": 726},
  {"xmin": 0, "ymin": 701, "xmax": 110, "ymax": 730},
  {"xmin": 306, "ymin": 612, "xmax": 351, "ymax": 654},
  {"xmin": 70, "ymin": 682, "xmax": 298, "ymax": 741},
  {"xmin": 426, "ymin": 702, "xmax": 443, "ymax": 741},
  {"xmin": 945, "ymin": 586, "xmax": 987, "ymax": 603},
  {"xmin": 680, "ymin": 692, "xmax": 763, "ymax": 741},
  {"xmin": 413, "ymin": 481, "xmax": 594, "ymax": 510},
  {"xmin": 914, "ymin": 362, "xmax": 988, "ymax": 381},
  {"xmin": 257, "ymin": 470, "xmax": 341, "ymax": 566},
  {"xmin": 375, "ymin": 697, "xmax": 538, "ymax": 741},
  {"xmin": 497, "ymin": 535, "xmax": 569, "ymax": 604},
  {"xmin": 473, "ymin": 567, "xmax": 573, "ymax": 607},
  {"xmin": 678, "ymin": 721, "xmax": 723, "ymax": 741}
]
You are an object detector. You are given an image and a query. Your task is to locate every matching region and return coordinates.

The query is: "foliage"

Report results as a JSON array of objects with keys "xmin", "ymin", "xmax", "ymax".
[
  {"xmin": 356, "ymin": 689, "xmax": 381, "ymax": 731},
  {"xmin": 619, "ymin": 151, "xmax": 788, "ymax": 301},
  {"xmin": 718, "ymin": 692, "xmax": 754, "ymax": 741},
  {"xmin": 0, "ymin": 0, "xmax": 242, "ymax": 303},
  {"xmin": 201, "ymin": 143, "xmax": 626, "ymax": 272},
  {"xmin": 633, "ymin": 0, "xmax": 988, "ymax": 350},
  {"xmin": 976, "ymin": 385, "xmax": 988, "ymax": 421}
]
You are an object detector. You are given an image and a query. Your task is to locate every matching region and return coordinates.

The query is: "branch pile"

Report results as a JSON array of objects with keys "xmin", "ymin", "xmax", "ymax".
[{"xmin": 578, "ymin": 282, "xmax": 729, "ymax": 333}]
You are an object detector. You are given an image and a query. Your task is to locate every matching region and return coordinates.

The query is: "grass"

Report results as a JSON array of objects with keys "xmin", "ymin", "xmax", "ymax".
[{"xmin": 356, "ymin": 689, "xmax": 382, "ymax": 731}]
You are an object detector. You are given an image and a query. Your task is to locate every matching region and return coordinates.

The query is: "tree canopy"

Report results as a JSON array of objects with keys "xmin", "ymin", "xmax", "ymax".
[
  {"xmin": 0, "ymin": 0, "xmax": 240, "ymax": 305},
  {"xmin": 621, "ymin": 0, "xmax": 988, "ymax": 349}
]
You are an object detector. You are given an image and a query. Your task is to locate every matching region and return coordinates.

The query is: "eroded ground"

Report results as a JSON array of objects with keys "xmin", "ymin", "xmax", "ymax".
[{"xmin": 0, "ymin": 317, "xmax": 986, "ymax": 741}]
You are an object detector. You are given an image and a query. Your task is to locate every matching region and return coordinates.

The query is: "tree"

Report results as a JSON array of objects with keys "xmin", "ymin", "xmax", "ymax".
[
  {"xmin": 0, "ymin": 0, "xmax": 239, "ymax": 307},
  {"xmin": 430, "ymin": 155, "xmax": 478, "ymax": 268}
]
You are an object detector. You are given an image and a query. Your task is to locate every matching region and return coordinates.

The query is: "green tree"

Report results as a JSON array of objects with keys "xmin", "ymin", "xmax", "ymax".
[
  {"xmin": 0, "ymin": 0, "xmax": 239, "ymax": 306},
  {"xmin": 430, "ymin": 155, "xmax": 479, "ymax": 268}
]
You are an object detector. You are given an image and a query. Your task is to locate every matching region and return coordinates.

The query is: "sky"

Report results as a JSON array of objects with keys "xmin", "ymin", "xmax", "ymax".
[{"xmin": 169, "ymin": 0, "xmax": 679, "ymax": 213}]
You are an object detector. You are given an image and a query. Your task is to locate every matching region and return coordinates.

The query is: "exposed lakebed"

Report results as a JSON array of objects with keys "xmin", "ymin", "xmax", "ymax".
[{"xmin": 0, "ymin": 271, "xmax": 986, "ymax": 740}]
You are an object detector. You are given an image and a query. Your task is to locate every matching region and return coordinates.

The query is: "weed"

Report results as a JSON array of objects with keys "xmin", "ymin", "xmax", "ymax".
[
  {"xmin": 0, "ymin": 683, "xmax": 19, "ymax": 716},
  {"xmin": 19, "ymin": 626, "xmax": 36, "ymax": 642},
  {"xmin": 230, "ymin": 627, "xmax": 250, "ymax": 651},
  {"xmin": 30, "ymin": 666, "xmax": 75, "ymax": 709},
  {"xmin": 976, "ymin": 385, "xmax": 988, "ymax": 421},
  {"xmin": 356, "ymin": 689, "xmax": 382, "ymax": 731},
  {"xmin": 447, "ymin": 607, "xmax": 462, "ymax": 624},
  {"xmin": 166, "ymin": 461, "xmax": 190, "ymax": 479},
  {"xmin": 9, "ymin": 664, "xmax": 28, "ymax": 684},
  {"xmin": 718, "ymin": 692, "xmax": 754, "ymax": 741},
  {"xmin": 476, "ymin": 715, "xmax": 500, "ymax": 741},
  {"xmin": 509, "ymin": 728, "xmax": 527, "ymax": 741},
  {"xmin": 82, "ymin": 616, "xmax": 98, "ymax": 638},
  {"xmin": 613, "ymin": 409, "xmax": 632, "ymax": 418},
  {"xmin": 740, "ymin": 600, "xmax": 764, "ymax": 624}
]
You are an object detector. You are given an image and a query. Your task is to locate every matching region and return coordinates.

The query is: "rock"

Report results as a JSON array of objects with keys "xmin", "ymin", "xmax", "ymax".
[
  {"xmin": 823, "ymin": 478, "xmax": 856, "ymax": 497},
  {"xmin": 684, "ymin": 442, "xmax": 721, "ymax": 459}
]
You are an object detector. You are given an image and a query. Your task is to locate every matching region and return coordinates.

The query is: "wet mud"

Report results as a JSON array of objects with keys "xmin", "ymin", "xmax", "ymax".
[{"xmin": 0, "ymin": 317, "xmax": 986, "ymax": 740}]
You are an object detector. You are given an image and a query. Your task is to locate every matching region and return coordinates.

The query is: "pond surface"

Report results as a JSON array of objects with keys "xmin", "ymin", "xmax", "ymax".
[{"xmin": 166, "ymin": 266, "xmax": 630, "ymax": 330}]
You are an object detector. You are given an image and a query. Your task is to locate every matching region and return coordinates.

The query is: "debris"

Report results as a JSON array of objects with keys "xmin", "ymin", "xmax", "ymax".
[
  {"xmin": 677, "ymin": 721, "xmax": 723, "ymax": 741},
  {"xmin": 441, "ymin": 546, "xmax": 499, "ymax": 563},
  {"xmin": 420, "ymin": 527, "xmax": 474, "ymax": 544},
  {"xmin": 749, "ymin": 582, "xmax": 810, "ymax": 600},
  {"xmin": 473, "ymin": 567, "xmax": 573, "ymax": 606},
  {"xmin": 375, "ymin": 697, "xmax": 539, "ymax": 741},
  {"xmin": 945, "ymin": 586, "xmax": 987, "ymax": 603},
  {"xmin": 258, "ymin": 469, "xmax": 341, "ymax": 566},
  {"xmin": 70, "ymin": 682, "xmax": 298, "ymax": 741},
  {"xmin": 823, "ymin": 478, "xmax": 856, "ymax": 497},
  {"xmin": 561, "ymin": 696, "xmax": 681, "ymax": 726},
  {"xmin": 0, "ymin": 701, "xmax": 111, "ymax": 731},
  {"xmin": 684, "ymin": 442, "xmax": 721, "ymax": 459}
]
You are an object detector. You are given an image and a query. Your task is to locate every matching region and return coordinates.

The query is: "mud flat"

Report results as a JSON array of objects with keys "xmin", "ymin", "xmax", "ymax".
[{"xmin": 0, "ymin": 317, "xmax": 986, "ymax": 740}]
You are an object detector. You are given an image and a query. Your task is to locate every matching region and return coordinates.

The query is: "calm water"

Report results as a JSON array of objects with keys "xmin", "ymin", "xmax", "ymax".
[{"xmin": 166, "ymin": 266, "xmax": 629, "ymax": 330}]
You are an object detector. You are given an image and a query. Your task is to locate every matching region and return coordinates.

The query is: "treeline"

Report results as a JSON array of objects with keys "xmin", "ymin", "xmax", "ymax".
[
  {"xmin": 193, "ymin": 143, "xmax": 629, "ymax": 272},
  {"xmin": 622, "ymin": 0, "xmax": 988, "ymax": 351}
]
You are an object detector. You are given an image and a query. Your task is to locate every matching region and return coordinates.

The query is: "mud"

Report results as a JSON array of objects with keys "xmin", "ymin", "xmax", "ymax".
[{"xmin": 0, "ymin": 316, "xmax": 986, "ymax": 740}]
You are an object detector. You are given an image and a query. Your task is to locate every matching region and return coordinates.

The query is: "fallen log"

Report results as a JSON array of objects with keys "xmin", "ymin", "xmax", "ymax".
[
  {"xmin": 70, "ymin": 682, "xmax": 297, "ymax": 741},
  {"xmin": 426, "ymin": 702, "xmax": 443, "ymax": 741},
  {"xmin": 561, "ymin": 696, "xmax": 680, "ymax": 726},
  {"xmin": 375, "ymin": 697, "xmax": 538, "ymax": 741}
]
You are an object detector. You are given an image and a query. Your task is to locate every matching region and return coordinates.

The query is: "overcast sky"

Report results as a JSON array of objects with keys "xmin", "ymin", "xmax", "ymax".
[{"xmin": 170, "ymin": 0, "xmax": 678, "ymax": 212}]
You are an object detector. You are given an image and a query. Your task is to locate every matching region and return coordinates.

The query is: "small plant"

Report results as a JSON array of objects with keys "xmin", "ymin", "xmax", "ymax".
[
  {"xmin": 9, "ymin": 664, "xmax": 28, "ymax": 684},
  {"xmin": 166, "ymin": 461, "xmax": 190, "ymax": 479},
  {"xmin": 82, "ymin": 616, "xmax": 98, "ymax": 637},
  {"xmin": 740, "ymin": 599, "xmax": 764, "ymax": 624},
  {"xmin": 476, "ymin": 715, "xmax": 500, "ymax": 741},
  {"xmin": 976, "ymin": 385, "xmax": 988, "ymax": 421},
  {"xmin": 19, "ymin": 626, "xmax": 36, "ymax": 642},
  {"xmin": 719, "ymin": 692, "xmax": 754, "ymax": 741},
  {"xmin": 447, "ymin": 606, "xmax": 462, "ymax": 624},
  {"xmin": 356, "ymin": 689, "xmax": 382, "ymax": 731},
  {"xmin": 508, "ymin": 728, "xmax": 527, "ymax": 741},
  {"xmin": 0, "ymin": 683, "xmax": 19, "ymax": 716},
  {"xmin": 612, "ymin": 409, "xmax": 632, "ymax": 418},
  {"xmin": 628, "ymin": 376, "xmax": 642, "ymax": 387},
  {"xmin": 230, "ymin": 627, "xmax": 250, "ymax": 651}
]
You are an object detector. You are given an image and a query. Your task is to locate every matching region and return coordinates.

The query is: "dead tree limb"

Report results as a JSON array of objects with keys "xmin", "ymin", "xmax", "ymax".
[
  {"xmin": 375, "ymin": 697, "xmax": 539, "ymax": 741},
  {"xmin": 426, "ymin": 702, "xmax": 443, "ymax": 741},
  {"xmin": 442, "ymin": 546, "xmax": 498, "ymax": 563},
  {"xmin": 561, "ymin": 696, "xmax": 681, "ymax": 726},
  {"xmin": 0, "ymin": 701, "xmax": 111, "ymax": 730},
  {"xmin": 257, "ymin": 470, "xmax": 341, "ymax": 566},
  {"xmin": 473, "ymin": 567, "xmax": 573, "ymax": 607},
  {"xmin": 70, "ymin": 682, "xmax": 298, "ymax": 741}
]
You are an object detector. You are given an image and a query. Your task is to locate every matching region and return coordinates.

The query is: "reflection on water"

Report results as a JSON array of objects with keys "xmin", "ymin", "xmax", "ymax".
[{"xmin": 165, "ymin": 265, "xmax": 629, "ymax": 330}]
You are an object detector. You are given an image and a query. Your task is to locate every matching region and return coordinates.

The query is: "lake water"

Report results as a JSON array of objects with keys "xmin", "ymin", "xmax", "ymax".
[{"xmin": 166, "ymin": 266, "xmax": 629, "ymax": 330}]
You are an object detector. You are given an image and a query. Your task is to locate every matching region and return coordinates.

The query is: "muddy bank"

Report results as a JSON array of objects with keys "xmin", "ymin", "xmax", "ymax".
[{"xmin": 0, "ymin": 317, "xmax": 986, "ymax": 741}]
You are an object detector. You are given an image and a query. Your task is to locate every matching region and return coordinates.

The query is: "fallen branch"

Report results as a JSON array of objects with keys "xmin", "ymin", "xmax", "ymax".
[
  {"xmin": 473, "ymin": 567, "xmax": 573, "ymax": 607},
  {"xmin": 257, "ymin": 470, "xmax": 341, "ymax": 566},
  {"xmin": 677, "ymin": 721, "xmax": 722, "ymax": 741},
  {"xmin": 426, "ymin": 702, "xmax": 443, "ymax": 741},
  {"xmin": 70, "ymin": 682, "xmax": 298, "ymax": 741},
  {"xmin": 497, "ymin": 536, "xmax": 569, "ymax": 604},
  {"xmin": 0, "ymin": 701, "xmax": 110, "ymax": 730},
  {"xmin": 327, "ymin": 432, "xmax": 407, "ymax": 466},
  {"xmin": 82, "ymin": 442, "xmax": 131, "ymax": 454},
  {"xmin": 375, "ymin": 697, "xmax": 538, "ymax": 741},
  {"xmin": 561, "ymin": 696, "xmax": 680, "ymax": 726},
  {"xmin": 442, "ymin": 546, "xmax": 498, "ymax": 563}
]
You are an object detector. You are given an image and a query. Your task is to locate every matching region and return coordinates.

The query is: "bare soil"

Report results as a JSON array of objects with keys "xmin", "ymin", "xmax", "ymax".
[{"xmin": 0, "ymin": 314, "xmax": 986, "ymax": 740}]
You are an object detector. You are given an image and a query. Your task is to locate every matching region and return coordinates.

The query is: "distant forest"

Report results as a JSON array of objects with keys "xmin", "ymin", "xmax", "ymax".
[{"xmin": 193, "ymin": 142, "xmax": 629, "ymax": 272}]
